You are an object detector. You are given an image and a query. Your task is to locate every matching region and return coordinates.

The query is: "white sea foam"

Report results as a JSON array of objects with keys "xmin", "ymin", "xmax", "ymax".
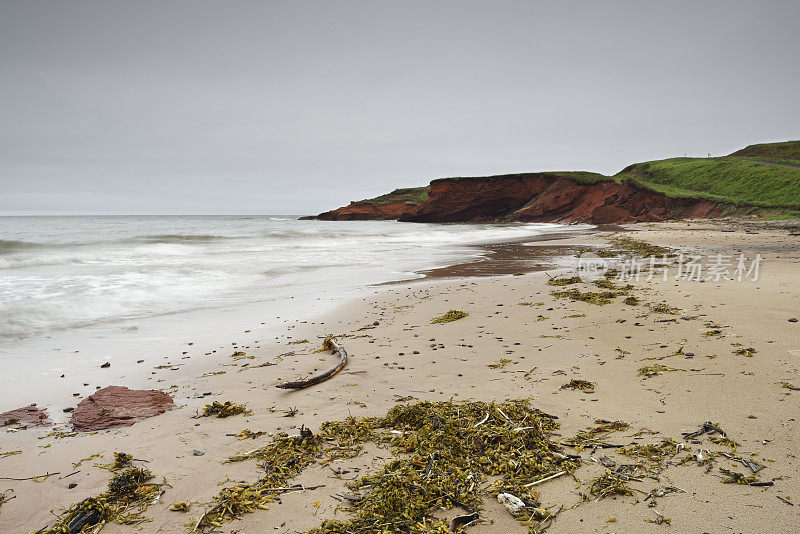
[{"xmin": 0, "ymin": 216, "xmax": 583, "ymax": 339}]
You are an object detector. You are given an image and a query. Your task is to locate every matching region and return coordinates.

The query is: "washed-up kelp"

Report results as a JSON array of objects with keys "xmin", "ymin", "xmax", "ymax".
[
  {"xmin": 38, "ymin": 465, "xmax": 166, "ymax": 533},
  {"xmin": 196, "ymin": 400, "xmax": 578, "ymax": 533},
  {"xmin": 648, "ymin": 303, "xmax": 680, "ymax": 315},
  {"xmin": 0, "ymin": 488, "xmax": 14, "ymax": 510},
  {"xmin": 546, "ymin": 276, "xmax": 582, "ymax": 286},
  {"xmin": 598, "ymin": 236, "xmax": 678, "ymax": 259},
  {"xmin": 550, "ymin": 288, "xmax": 619, "ymax": 305},
  {"xmin": 637, "ymin": 365, "xmax": 680, "ymax": 378},
  {"xmin": 431, "ymin": 310, "xmax": 469, "ymax": 324},
  {"xmin": 589, "ymin": 472, "xmax": 636, "ymax": 500},
  {"xmin": 560, "ymin": 379, "xmax": 596, "ymax": 392},
  {"xmin": 561, "ymin": 419, "xmax": 629, "ymax": 451},
  {"xmin": 199, "ymin": 401, "xmax": 251, "ymax": 418},
  {"xmin": 97, "ymin": 452, "xmax": 133, "ymax": 472}
]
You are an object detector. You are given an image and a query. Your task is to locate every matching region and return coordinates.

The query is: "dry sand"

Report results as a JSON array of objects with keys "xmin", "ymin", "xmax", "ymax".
[{"xmin": 1, "ymin": 221, "xmax": 799, "ymax": 533}]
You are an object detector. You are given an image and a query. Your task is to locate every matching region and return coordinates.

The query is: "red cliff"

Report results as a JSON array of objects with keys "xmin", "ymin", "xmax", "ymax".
[
  {"xmin": 400, "ymin": 174, "xmax": 726, "ymax": 224},
  {"xmin": 307, "ymin": 173, "xmax": 733, "ymax": 224},
  {"xmin": 309, "ymin": 200, "xmax": 419, "ymax": 220}
]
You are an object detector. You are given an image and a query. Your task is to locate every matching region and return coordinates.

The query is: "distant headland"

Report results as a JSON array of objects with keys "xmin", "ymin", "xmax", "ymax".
[{"xmin": 302, "ymin": 140, "xmax": 800, "ymax": 224}]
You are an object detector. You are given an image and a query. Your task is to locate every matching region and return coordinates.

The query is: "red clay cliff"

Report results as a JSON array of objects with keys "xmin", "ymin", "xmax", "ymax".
[
  {"xmin": 310, "ymin": 173, "xmax": 729, "ymax": 224},
  {"xmin": 309, "ymin": 200, "xmax": 418, "ymax": 220},
  {"xmin": 401, "ymin": 174, "xmax": 725, "ymax": 224}
]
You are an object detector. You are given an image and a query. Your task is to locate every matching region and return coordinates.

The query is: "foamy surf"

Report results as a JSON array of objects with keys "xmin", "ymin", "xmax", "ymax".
[{"xmin": 0, "ymin": 215, "xmax": 589, "ymax": 411}]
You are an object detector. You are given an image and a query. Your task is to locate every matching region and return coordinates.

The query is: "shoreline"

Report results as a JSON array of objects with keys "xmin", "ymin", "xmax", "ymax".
[
  {"xmin": 2, "ymin": 221, "xmax": 799, "ymax": 533},
  {"xmin": 0, "ymin": 222, "xmax": 600, "ymax": 420}
]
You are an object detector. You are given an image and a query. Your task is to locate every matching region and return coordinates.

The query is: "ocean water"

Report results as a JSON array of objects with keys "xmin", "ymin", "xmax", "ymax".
[{"xmin": 0, "ymin": 216, "xmax": 581, "ymax": 412}]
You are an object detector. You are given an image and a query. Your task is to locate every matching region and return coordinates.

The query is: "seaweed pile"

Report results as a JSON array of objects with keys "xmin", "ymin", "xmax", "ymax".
[
  {"xmin": 550, "ymin": 288, "xmax": 623, "ymax": 306},
  {"xmin": 637, "ymin": 364, "xmax": 680, "ymax": 379},
  {"xmin": 562, "ymin": 419, "xmax": 629, "ymax": 451},
  {"xmin": 546, "ymin": 276, "xmax": 582, "ymax": 286},
  {"xmin": 38, "ymin": 464, "xmax": 166, "ymax": 533},
  {"xmin": 560, "ymin": 379, "xmax": 595, "ymax": 392},
  {"xmin": 196, "ymin": 400, "xmax": 578, "ymax": 533},
  {"xmin": 565, "ymin": 418, "xmax": 774, "ymax": 512},
  {"xmin": 431, "ymin": 310, "xmax": 469, "ymax": 324},
  {"xmin": 598, "ymin": 236, "xmax": 678, "ymax": 259},
  {"xmin": 199, "ymin": 401, "xmax": 251, "ymax": 418}
]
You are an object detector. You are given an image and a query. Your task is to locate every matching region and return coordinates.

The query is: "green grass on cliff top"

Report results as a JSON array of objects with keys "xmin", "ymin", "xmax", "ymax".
[
  {"xmin": 433, "ymin": 171, "xmax": 612, "ymax": 185},
  {"xmin": 728, "ymin": 140, "xmax": 800, "ymax": 163},
  {"xmin": 352, "ymin": 186, "xmax": 429, "ymax": 206},
  {"xmin": 615, "ymin": 155, "xmax": 800, "ymax": 209}
]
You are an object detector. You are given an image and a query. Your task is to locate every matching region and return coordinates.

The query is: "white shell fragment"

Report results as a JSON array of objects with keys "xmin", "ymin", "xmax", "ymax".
[{"xmin": 497, "ymin": 492, "xmax": 526, "ymax": 516}]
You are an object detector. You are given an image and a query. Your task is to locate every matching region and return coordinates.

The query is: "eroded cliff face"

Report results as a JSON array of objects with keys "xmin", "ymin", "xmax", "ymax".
[
  {"xmin": 589, "ymin": 182, "xmax": 726, "ymax": 224},
  {"xmin": 399, "ymin": 174, "xmax": 615, "ymax": 223},
  {"xmin": 305, "ymin": 201, "xmax": 419, "ymax": 221},
  {"xmin": 309, "ymin": 174, "xmax": 731, "ymax": 224},
  {"xmin": 400, "ymin": 175, "xmax": 727, "ymax": 224}
]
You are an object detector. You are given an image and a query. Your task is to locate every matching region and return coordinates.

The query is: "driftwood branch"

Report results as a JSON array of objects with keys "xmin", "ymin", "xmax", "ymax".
[{"xmin": 276, "ymin": 336, "xmax": 348, "ymax": 389}]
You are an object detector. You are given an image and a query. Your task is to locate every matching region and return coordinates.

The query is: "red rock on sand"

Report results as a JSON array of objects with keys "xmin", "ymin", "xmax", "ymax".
[
  {"xmin": 70, "ymin": 386, "xmax": 175, "ymax": 431},
  {"xmin": 0, "ymin": 405, "xmax": 51, "ymax": 429}
]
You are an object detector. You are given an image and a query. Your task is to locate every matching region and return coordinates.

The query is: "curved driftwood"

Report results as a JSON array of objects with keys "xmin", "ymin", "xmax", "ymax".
[{"xmin": 276, "ymin": 336, "xmax": 348, "ymax": 389}]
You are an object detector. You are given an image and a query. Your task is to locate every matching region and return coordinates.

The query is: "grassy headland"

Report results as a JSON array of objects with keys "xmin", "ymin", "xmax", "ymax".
[
  {"xmin": 351, "ymin": 186, "xmax": 429, "ymax": 206},
  {"xmin": 728, "ymin": 140, "xmax": 800, "ymax": 164},
  {"xmin": 342, "ymin": 140, "xmax": 800, "ymax": 217},
  {"xmin": 615, "ymin": 155, "xmax": 800, "ymax": 210}
]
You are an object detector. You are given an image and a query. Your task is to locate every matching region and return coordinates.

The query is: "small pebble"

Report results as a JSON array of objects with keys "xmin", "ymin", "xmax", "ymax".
[
  {"xmin": 193, "ymin": 449, "xmax": 204, "ymax": 456},
  {"xmin": 789, "ymin": 318, "xmax": 798, "ymax": 323},
  {"xmin": 68, "ymin": 483, "xmax": 77, "ymax": 489}
]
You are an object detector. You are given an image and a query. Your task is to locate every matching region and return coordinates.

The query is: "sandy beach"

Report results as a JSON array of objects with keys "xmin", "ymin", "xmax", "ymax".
[{"xmin": 2, "ymin": 221, "xmax": 800, "ymax": 533}]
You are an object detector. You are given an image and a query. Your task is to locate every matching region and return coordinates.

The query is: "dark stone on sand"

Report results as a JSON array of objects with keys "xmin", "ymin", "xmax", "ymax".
[
  {"xmin": 0, "ymin": 405, "xmax": 51, "ymax": 428},
  {"xmin": 63, "ymin": 407, "xmax": 74, "ymax": 413},
  {"xmin": 789, "ymin": 318, "xmax": 798, "ymax": 323},
  {"xmin": 68, "ymin": 483, "xmax": 78, "ymax": 489},
  {"xmin": 100, "ymin": 362, "xmax": 111, "ymax": 368},
  {"xmin": 70, "ymin": 385, "xmax": 174, "ymax": 431}
]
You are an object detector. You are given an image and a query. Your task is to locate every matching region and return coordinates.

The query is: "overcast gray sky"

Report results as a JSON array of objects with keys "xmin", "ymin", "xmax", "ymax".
[{"xmin": 1, "ymin": 1, "xmax": 798, "ymax": 215}]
